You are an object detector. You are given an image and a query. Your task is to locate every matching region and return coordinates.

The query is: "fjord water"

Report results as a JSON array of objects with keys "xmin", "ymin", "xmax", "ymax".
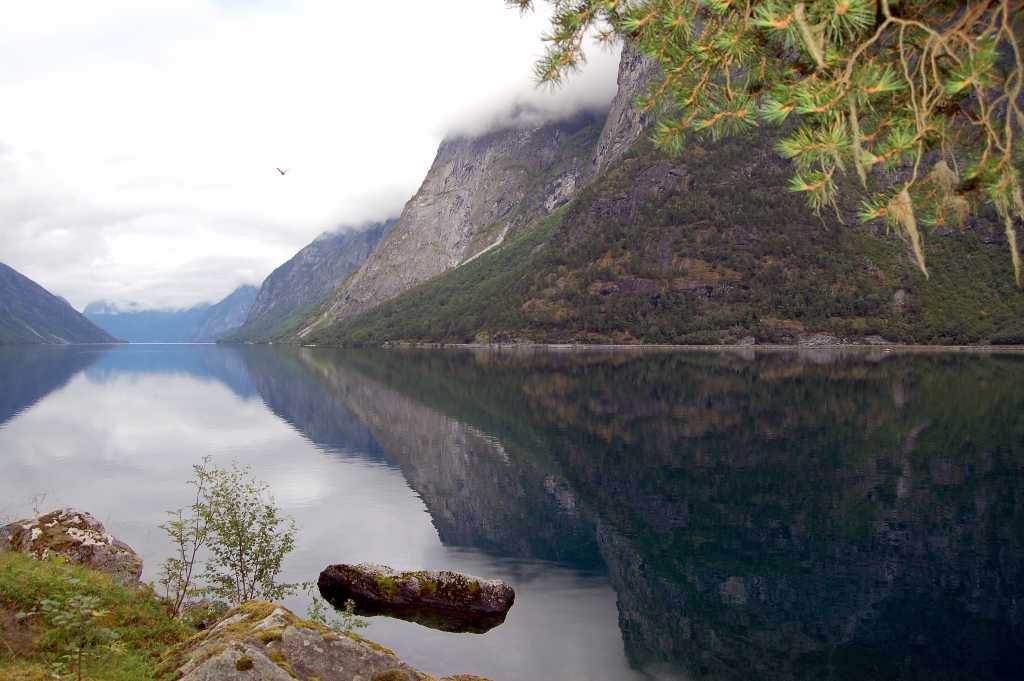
[{"xmin": 1, "ymin": 345, "xmax": 1022, "ymax": 680}]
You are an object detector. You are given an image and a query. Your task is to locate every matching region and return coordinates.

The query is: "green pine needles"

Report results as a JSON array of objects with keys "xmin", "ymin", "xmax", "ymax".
[
  {"xmin": 158, "ymin": 457, "xmax": 298, "ymax": 613},
  {"xmin": 509, "ymin": 0, "xmax": 1024, "ymax": 284}
]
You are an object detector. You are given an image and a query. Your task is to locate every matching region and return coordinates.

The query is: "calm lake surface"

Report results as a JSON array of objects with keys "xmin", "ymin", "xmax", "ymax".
[{"xmin": 1, "ymin": 344, "xmax": 1023, "ymax": 680}]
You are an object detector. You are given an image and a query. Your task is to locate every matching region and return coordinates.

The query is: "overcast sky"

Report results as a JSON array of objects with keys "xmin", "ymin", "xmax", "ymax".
[{"xmin": 0, "ymin": 0, "xmax": 620, "ymax": 311}]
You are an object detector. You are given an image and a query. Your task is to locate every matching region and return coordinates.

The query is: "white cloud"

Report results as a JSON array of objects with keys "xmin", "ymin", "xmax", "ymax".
[{"xmin": 0, "ymin": 0, "xmax": 618, "ymax": 310}]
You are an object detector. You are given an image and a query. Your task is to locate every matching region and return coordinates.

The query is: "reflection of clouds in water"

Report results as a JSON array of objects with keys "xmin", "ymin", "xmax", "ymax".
[
  {"xmin": 361, "ymin": 548, "xmax": 634, "ymax": 681},
  {"xmin": 0, "ymin": 371, "xmax": 294, "ymax": 574},
  {"xmin": 265, "ymin": 468, "xmax": 333, "ymax": 507},
  {"xmin": 0, "ymin": 346, "xmax": 650, "ymax": 681},
  {"xmin": 0, "ymin": 366, "xmax": 448, "ymax": 593}
]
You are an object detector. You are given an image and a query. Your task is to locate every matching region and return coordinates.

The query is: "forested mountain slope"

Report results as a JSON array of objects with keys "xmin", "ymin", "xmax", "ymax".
[
  {"xmin": 0, "ymin": 262, "xmax": 119, "ymax": 345},
  {"xmin": 304, "ymin": 129, "xmax": 1024, "ymax": 347}
]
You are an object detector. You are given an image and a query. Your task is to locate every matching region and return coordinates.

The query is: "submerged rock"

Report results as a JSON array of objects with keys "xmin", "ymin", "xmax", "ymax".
[
  {"xmin": 166, "ymin": 600, "xmax": 490, "ymax": 681},
  {"xmin": 0, "ymin": 508, "xmax": 143, "ymax": 588},
  {"xmin": 318, "ymin": 563, "xmax": 514, "ymax": 634}
]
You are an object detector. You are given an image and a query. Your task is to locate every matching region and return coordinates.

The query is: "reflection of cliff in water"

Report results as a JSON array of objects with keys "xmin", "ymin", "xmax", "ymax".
[
  {"xmin": 289, "ymin": 348, "xmax": 602, "ymax": 568},
  {"xmin": 0, "ymin": 346, "xmax": 110, "ymax": 426},
  {"xmin": 235, "ymin": 346, "xmax": 392, "ymax": 463},
  {"xmin": 319, "ymin": 348, "xmax": 1024, "ymax": 680}
]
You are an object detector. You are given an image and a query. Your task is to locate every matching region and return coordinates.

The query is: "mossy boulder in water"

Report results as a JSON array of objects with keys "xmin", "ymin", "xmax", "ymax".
[
  {"xmin": 0, "ymin": 508, "xmax": 143, "ymax": 588},
  {"xmin": 318, "ymin": 563, "xmax": 514, "ymax": 633}
]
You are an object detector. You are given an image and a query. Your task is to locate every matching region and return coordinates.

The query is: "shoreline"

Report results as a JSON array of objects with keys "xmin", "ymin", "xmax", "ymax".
[{"xmin": 296, "ymin": 342, "xmax": 1024, "ymax": 354}]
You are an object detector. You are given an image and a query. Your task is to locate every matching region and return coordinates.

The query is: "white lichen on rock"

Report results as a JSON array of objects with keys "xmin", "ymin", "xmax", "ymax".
[{"xmin": 0, "ymin": 508, "xmax": 143, "ymax": 588}]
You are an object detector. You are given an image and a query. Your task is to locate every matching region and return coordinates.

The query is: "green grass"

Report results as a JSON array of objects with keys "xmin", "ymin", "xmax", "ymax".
[{"xmin": 0, "ymin": 552, "xmax": 193, "ymax": 680}]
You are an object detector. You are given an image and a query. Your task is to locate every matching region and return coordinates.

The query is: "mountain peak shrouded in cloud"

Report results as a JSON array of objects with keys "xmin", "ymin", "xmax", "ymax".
[
  {"xmin": 83, "ymin": 300, "xmax": 148, "ymax": 315},
  {"xmin": 440, "ymin": 46, "xmax": 621, "ymax": 141},
  {"xmin": 0, "ymin": 2, "xmax": 626, "ymax": 313},
  {"xmin": 83, "ymin": 284, "xmax": 258, "ymax": 343},
  {"xmin": 0, "ymin": 1, "xmax": 620, "ymax": 312}
]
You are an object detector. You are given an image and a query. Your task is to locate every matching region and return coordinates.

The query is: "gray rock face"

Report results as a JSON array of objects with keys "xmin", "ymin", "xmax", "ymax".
[
  {"xmin": 587, "ymin": 42, "xmax": 661, "ymax": 182},
  {"xmin": 0, "ymin": 508, "xmax": 143, "ymax": 587},
  {"xmin": 318, "ymin": 563, "xmax": 515, "ymax": 618},
  {"xmin": 299, "ymin": 44, "xmax": 657, "ymax": 333},
  {"xmin": 175, "ymin": 601, "xmax": 486, "ymax": 681},
  {"xmin": 190, "ymin": 284, "xmax": 259, "ymax": 342},
  {"xmin": 234, "ymin": 221, "xmax": 394, "ymax": 341},
  {"xmin": 309, "ymin": 120, "xmax": 597, "ymax": 329}
]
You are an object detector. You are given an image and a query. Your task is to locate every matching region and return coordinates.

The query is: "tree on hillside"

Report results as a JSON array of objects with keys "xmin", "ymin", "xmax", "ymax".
[{"xmin": 508, "ymin": 0, "xmax": 1024, "ymax": 284}]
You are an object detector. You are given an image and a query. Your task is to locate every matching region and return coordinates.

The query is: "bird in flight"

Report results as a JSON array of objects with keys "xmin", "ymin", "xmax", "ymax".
[{"xmin": 277, "ymin": 168, "xmax": 289, "ymax": 175}]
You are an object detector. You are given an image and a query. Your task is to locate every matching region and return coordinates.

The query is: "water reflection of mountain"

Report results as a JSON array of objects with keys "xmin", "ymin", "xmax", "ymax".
[
  {"xmin": 84, "ymin": 344, "xmax": 260, "ymax": 400},
  {"xmin": 238, "ymin": 346, "xmax": 602, "ymax": 567},
  {"xmin": 234, "ymin": 347, "xmax": 392, "ymax": 463},
  {"xmin": 0, "ymin": 346, "xmax": 109, "ymax": 426},
  {"xmin": 305, "ymin": 348, "xmax": 1024, "ymax": 680}
]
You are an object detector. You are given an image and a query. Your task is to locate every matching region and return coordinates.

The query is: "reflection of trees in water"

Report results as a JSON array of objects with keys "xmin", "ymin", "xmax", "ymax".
[{"xmin": 259, "ymin": 347, "xmax": 1024, "ymax": 680}]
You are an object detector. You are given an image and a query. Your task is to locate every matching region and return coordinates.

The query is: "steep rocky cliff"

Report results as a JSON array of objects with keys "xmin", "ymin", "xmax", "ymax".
[
  {"xmin": 295, "ymin": 46, "xmax": 657, "ymax": 336},
  {"xmin": 311, "ymin": 124, "xmax": 1024, "ymax": 346},
  {"xmin": 304, "ymin": 118, "xmax": 600, "ymax": 331},
  {"xmin": 230, "ymin": 220, "xmax": 394, "ymax": 342},
  {"xmin": 191, "ymin": 284, "xmax": 259, "ymax": 341},
  {"xmin": 586, "ymin": 43, "xmax": 660, "ymax": 183}
]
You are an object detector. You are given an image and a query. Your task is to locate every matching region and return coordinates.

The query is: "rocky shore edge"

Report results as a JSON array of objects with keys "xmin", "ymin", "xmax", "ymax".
[
  {"xmin": 163, "ymin": 599, "xmax": 483, "ymax": 681},
  {"xmin": 1, "ymin": 509, "xmax": 495, "ymax": 681}
]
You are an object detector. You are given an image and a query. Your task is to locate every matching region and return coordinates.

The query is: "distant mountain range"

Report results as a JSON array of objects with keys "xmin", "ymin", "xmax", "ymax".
[
  {"xmin": 84, "ymin": 285, "xmax": 258, "ymax": 343},
  {"xmin": 0, "ymin": 262, "xmax": 120, "ymax": 345}
]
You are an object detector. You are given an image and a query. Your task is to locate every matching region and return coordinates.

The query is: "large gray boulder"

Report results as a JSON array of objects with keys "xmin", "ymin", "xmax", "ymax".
[
  {"xmin": 169, "ymin": 600, "xmax": 492, "ymax": 681},
  {"xmin": 318, "ymin": 563, "xmax": 514, "ymax": 633},
  {"xmin": 0, "ymin": 508, "xmax": 143, "ymax": 588}
]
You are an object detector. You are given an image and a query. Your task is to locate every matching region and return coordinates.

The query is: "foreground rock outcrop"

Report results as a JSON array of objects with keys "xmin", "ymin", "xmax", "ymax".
[
  {"xmin": 318, "ymin": 563, "xmax": 514, "ymax": 633},
  {"xmin": 0, "ymin": 508, "xmax": 143, "ymax": 588},
  {"xmin": 166, "ymin": 600, "xmax": 491, "ymax": 681}
]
